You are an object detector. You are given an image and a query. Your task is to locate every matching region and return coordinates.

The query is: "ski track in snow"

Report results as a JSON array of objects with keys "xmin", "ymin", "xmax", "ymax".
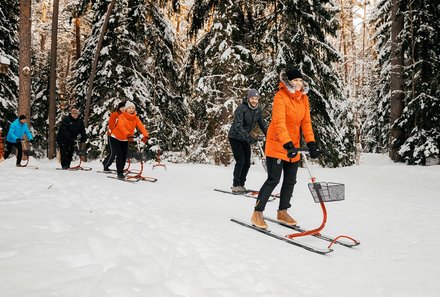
[{"xmin": 0, "ymin": 154, "xmax": 439, "ymax": 297}]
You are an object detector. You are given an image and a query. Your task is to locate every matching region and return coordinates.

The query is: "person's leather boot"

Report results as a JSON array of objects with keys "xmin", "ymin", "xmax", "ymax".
[
  {"xmin": 251, "ymin": 211, "xmax": 268, "ymax": 229},
  {"xmin": 277, "ymin": 210, "xmax": 297, "ymax": 226}
]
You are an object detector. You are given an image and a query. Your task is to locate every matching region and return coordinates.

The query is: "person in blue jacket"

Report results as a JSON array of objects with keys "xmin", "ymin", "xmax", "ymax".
[{"xmin": 4, "ymin": 115, "xmax": 34, "ymax": 166}]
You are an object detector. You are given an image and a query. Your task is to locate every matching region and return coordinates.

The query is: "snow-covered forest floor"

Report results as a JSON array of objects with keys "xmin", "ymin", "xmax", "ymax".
[{"xmin": 0, "ymin": 153, "xmax": 439, "ymax": 297}]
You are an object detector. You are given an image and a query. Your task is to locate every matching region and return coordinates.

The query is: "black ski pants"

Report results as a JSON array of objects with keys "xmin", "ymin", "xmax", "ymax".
[
  {"xmin": 229, "ymin": 138, "xmax": 251, "ymax": 187},
  {"xmin": 58, "ymin": 142, "xmax": 75, "ymax": 169},
  {"xmin": 255, "ymin": 157, "xmax": 299, "ymax": 212},
  {"xmin": 111, "ymin": 137, "xmax": 128, "ymax": 175},
  {"xmin": 4, "ymin": 141, "xmax": 23, "ymax": 165},
  {"xmin": 102, "ymin": 136, "xmax": 117, "ymax": 170}
]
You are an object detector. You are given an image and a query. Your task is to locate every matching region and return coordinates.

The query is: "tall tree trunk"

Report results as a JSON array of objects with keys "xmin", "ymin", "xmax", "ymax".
[
  {"xmin": 48, "ymin": 0, "xmax": 60, "ymax": 159},
  {"xmin": 340, "ymin": 0, "xmax": 348, "ymax": 83},
  {"xmin": 18, "ymin": 0, "xmax": 32, "ymax": 121},
  {"xmin": 361, "ymin": 0, "xmax": 367, "ymax": 86},
  {"xmin": 75, "ymin": 18, "xmax": 81, "ymax": 60},
  {"xmin": 389, "ymin": 0, "xmax": 404, "ymax": 161},
  {"xmin": 83, "ymin": 0, "xmax": 116, "ymax": 128}
]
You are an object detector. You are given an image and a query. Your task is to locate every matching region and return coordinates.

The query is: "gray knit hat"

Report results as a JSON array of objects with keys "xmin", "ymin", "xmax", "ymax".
[
  {"xmin": 125, "ymin": 101, "xmax": 135, "ymax": 108},
  {"xmin": 247, "ymin": 89, "xmax": 259, "ymax": 99}
]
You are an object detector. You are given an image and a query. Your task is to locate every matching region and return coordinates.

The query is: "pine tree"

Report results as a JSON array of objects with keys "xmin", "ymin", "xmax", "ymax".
[
  {"xmin": 365, "ymin": 0, "xmax": 391, "ymax": 153},
  {"xmin": 30, "ymin": 0, "xmax": 77, "ymax": 157},
  {"xmin": 70, "ymin": 0, "xmax": 189, "ymax": 159},
  {"xmin": 0, "ymin": 0, "xmax": 19, "ymax": 129},
  {"xmin": 30, "ymin": 60, "xmax": 50, "ymax": 157},
  {"xmin": 141, "ymin": 0, "xmax": 190, "ymax": 157},
  {"xmin": 185, "ymin": 0, "xmax": 262, "ymax": 164},
  {"xmin": 395, "ymin": 0, "xmax": 440, "ymax": 165}
]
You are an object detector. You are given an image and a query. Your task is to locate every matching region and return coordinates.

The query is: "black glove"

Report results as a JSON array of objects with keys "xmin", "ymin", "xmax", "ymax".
[
  {"xmin": 16, "ymin": 138, "xmax": 22, "ymax": 142},
  {"xmin": 247, "ymin": 137, "xmax": 256, "ymax": 145},
  {"xmin": 28, "ymin": 139, "xmax": 34, "ymax": 143},
  {"xmin": 283, "ymin": 141, "xmax": 298, "ymax": 158},
  {"xmin": 307, "ymin": 141, "xmax": 320, "ymax": 159}
]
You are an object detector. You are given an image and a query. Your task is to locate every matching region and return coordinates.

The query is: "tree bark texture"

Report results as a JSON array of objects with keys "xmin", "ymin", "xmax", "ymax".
[
  {"xmin": 18, "ymin": 0, "xmax": 32, "ymax": 121},
  {"xmin": 48, "ymin": 0, "xmax": 60, "ymax": 159},
  {"xmin": 75, "ymin": 18, "xmax": 81, "ymax": 60},
  {"xmin": 389, "ymin": 0, "xmax": 404, "ymax": 161}
]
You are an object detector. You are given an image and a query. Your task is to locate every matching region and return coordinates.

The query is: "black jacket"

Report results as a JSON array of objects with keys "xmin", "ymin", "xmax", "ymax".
[
  {"xmin": 228, "ymin": 101, "xmax": 267, "ymax": 143},
  {"xmin": 56, "ymin": 115, "xmax": 87, "ymax": 145}
]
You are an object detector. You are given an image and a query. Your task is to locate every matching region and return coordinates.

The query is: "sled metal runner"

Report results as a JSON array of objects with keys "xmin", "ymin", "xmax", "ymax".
[
  {"xmin": 56, "ymin": 158, "xmax": 92, "ymax": 171},
  {"xmin": 214, "ymin": 189, "xmax": 277, "ymax": 201},
  {"xmin": 264, "ymin": 217, "xmax": 360, "ymax": 248},
  {"xmin": 230, "ymin": 218, "xmax": 333, "ymax": 255},
  {"xmin": 97, "ymin": 169, "xmax": 117, "ymax": 174},
  {"xmin": 68, "ymin": 158, "xmax": 93, "ymax": 171},
  {"xmin": 107, "ymin": 175, "xmax": 139, "ymax": 183}
]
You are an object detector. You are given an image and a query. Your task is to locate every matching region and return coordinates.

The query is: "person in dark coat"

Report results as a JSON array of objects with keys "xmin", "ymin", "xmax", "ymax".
[
  {"xmin": 56, "ymin": 108, "xmax": 87, "ymax": 169},
  {"xmin": 228, "ymin": 89, "xmax": 267, "ymax": 193}
]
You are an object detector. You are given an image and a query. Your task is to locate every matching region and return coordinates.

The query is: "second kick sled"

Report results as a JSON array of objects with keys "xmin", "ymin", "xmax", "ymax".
[
  {"xmin": 231, "ymin": 149, "xmax": 360, "ymax": 255},
  {"xmin": 108, "ymin": 137, "xmax": 158, "ymax": 183}
]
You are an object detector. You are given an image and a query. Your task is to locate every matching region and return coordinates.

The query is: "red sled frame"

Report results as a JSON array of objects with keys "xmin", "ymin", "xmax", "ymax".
[
  {"xmin": 125, "ymin": 138, "xmax": 158, "ymax": 182},
  {"xmin": 286, "ymin": 152, "xmax": 360, "ymax": 249}
]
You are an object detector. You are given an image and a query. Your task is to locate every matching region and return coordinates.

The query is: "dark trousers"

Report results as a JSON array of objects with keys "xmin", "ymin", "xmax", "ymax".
[
  {"xmin": 59, "ymin": 142, "xmax": 75, "ymax": 168},
  {"xmin": 111, "ymin": 138, "xmax": 128, "ymax": 175},
  {"xmin": 229, "ymin": 138, "xmax": 251, "ymax": 187},
  {"xmin": 4, "ymin": 141, "xmax": 23, "ymax": 165},
  {"xmin": 102, "ymin": 136, "xmax": 117, "ymax": 169},
  {"xmin": 255, "ymin": 157, "xmax": 299, "ymax": 212}
]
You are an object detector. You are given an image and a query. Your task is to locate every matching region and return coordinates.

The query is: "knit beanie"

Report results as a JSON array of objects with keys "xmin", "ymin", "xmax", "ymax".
[
  {"xmin": 286, "ymin": 68, "xmax": 303, "ymax": 80},
  {"xmin": 125, "ymin": 101, "xmax": 135, "ymax": 108},
  {"xmin": 117, "ymin": 101, "xmax": 126, "ymax": 109},
  {"xmin": 247, "ymin": 89, "xmax": 260, "ymax": 99}
]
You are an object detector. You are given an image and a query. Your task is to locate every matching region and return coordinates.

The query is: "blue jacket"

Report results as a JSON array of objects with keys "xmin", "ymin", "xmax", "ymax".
[{"xmin": 6, "ymin": 118, "xmax": 33, "ymax": 143}]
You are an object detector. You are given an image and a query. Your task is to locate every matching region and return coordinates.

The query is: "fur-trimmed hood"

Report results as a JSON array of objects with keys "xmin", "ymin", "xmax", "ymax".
[{"xmin": 279, "ymin": 71, "xmax": 309, "ymax": 95}]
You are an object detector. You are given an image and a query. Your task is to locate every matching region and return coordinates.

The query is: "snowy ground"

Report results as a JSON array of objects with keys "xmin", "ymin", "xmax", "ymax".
[{"xmin": 0, "ymin": 154, "xmax": 439, "ymax": 297}]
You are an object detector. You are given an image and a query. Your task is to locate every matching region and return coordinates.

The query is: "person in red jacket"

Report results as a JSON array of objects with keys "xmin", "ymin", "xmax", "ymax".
[
  {"xmin": 110, "ymin": 101, "xmax": 149, "ymax": 179},
  {"xmin": 102, "ymin": 101, "xmax": 126, "ymax": 171},
  {"xmin": 251, "ymin": 68, "xmax": 321, "ymax": 229}
]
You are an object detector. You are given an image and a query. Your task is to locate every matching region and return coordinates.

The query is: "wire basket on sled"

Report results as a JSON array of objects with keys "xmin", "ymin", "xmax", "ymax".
[{"xmin": 308, "ymin": 182, "xmax": 345, "ymax": 203}]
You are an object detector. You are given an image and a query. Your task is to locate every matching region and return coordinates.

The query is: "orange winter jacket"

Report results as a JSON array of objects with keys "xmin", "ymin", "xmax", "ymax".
[
  {"xmin": 111, "ymin": 112, "xmax": 149, "ymax": 141},
  {"xmin": 107, "ymin": 111, "xmax": 121, "ymax": 136},
  {"xmin": 265, "ymin": 82, "xmax": 315, "ymax": 162}
]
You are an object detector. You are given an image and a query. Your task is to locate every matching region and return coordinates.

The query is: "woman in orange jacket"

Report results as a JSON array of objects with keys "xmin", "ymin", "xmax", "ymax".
[
  {"xmin": 102, "ymin": 101, "xmax": 126, "ymax": 171},
  {"xmin": 110, "ymin": 101, "xmax": 149, "ymax": 179},
  {"xmin": 251, "ymin": 68, "xmax": 321, "ymax": 229}
]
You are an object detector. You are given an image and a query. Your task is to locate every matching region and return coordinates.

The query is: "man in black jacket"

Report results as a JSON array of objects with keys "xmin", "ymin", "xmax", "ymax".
[
  {"xmin": 56, "ymin": 108, "xmax": 87, "ymax": 169},
  {"xmin": 228, "ymin": 89, "xmax": 267, "ymax": 193}
]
